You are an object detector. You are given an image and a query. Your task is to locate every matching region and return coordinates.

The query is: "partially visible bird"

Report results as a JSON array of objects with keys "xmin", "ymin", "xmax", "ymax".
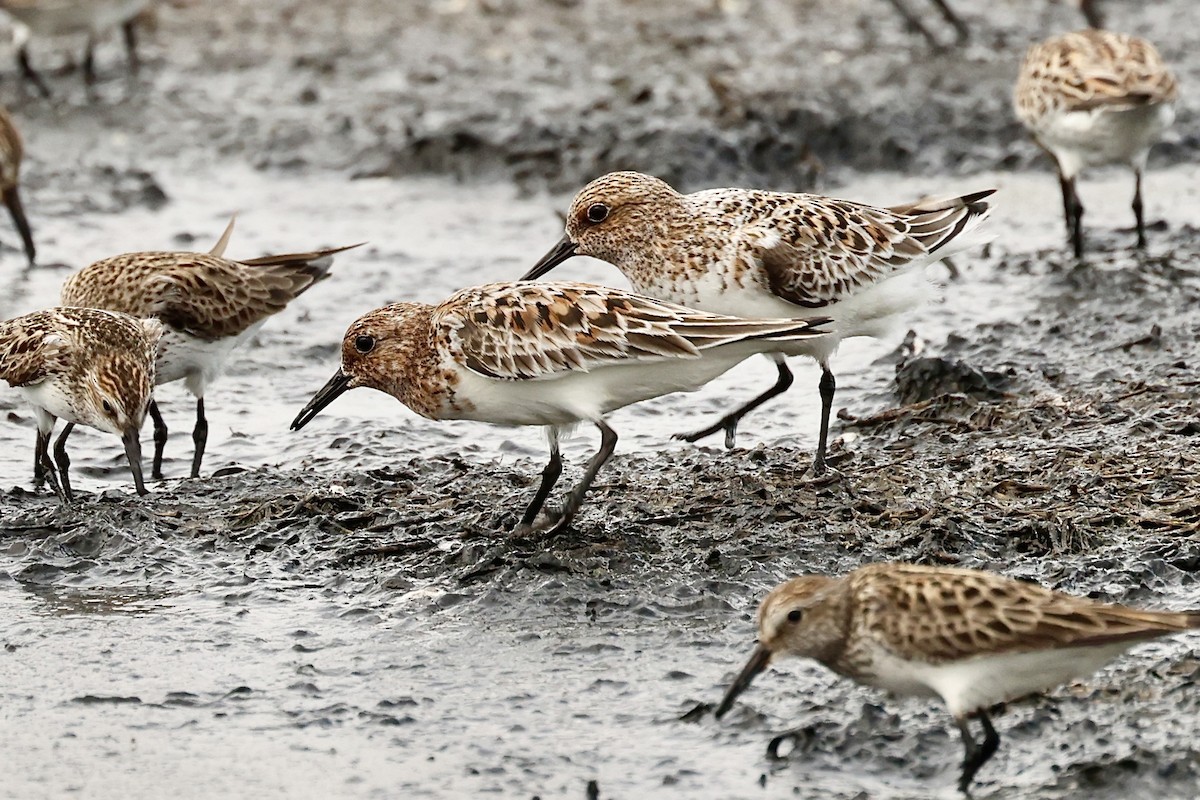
[
  {"xmin": 61, "ymin": 218, "xmax": 359, "ymax": 480},
  {"xmin": 1014, "ymin": 29, "xmax": 1177, "ymax": 257},
  {"xmin": 0, "ymin": 0, "xmax": 153, "ymax": 96},
  {"xmin": 0, "ymin": 104, "xmax": 35, "ymax": 264},
  {"xmin": 0, "ymin": 306, "xmax": 160, "ymax": 502}
]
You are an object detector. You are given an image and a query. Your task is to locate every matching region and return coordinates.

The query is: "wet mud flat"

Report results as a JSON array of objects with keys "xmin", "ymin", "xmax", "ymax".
[{"xmin": 4, "ymin": 234, "xmax": 1200, "ymax": 799}]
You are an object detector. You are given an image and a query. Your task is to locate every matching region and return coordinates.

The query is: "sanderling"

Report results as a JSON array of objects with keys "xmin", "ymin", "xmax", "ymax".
[
  {"xmin": 0, "ymin": 104, "xmax": 34, "ymax": 264},
  {"xmin": 523, "ymin": 171, "xmax": 992, "ymax": 474},
  {"xmin": 60, "ymin": 218, "xmax": 360, "ymax": 480},
  {"xmin": 1014, "ymin": 29, "xmax": 1177, "ymax": 257},
  {"xmin": 0, "ymin": 0, "xmax": 152, "ymax": 96},
  {"xmin": 290, "ymin": 281, "xmax": 831, "ymax": 535},
  {"xmin": 716, "ymin": 562, "xmax": 1200, "ymax": 794},
  {"xmin": 0, "ymin": 306, "xmax": 161, "ymax": 502}
]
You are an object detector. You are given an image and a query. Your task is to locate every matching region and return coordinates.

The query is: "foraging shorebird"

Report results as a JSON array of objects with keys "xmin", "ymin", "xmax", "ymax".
[
  {"xmin": 0, "ymin": 0, "xmax": 153, "ymax": 96},
  {"xmin": 524, "ymin": 171, "xmax": 992, "ymax": 475},
  {"xmin": 716, "ymin": 562, "xmax": 1200, "ymax": 794},
  {"xmin": 1014, "ymin": 29, "xmax": 1177, "ymax": 257},
  {"xmin": 0, "ymin": 306, "xmax": 160, "ymax": 501},
  {"xmin": 0, "ymin": 104, "xmax": 35, "ymax": 264},
  {"xmin": 291, "ymin": 281, "xmax": 831, "ymax": 535},
  {"xmin": 61, "ymin": 218, "xmax": 359, "ymax": 480}
]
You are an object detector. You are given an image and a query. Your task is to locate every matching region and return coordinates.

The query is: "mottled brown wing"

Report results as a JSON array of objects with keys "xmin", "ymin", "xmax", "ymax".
[
  {"xmin": 856, "ymin": 564, "xmax": 1199, "ymax": 664},
  {"xmin": 1015, "ymin": 31, "xmax": 1178, "ymax": 120},
  {"xmin": 436, "ymin": 281, "xmax": 827, "ymax": 380},
  {"xmin": 749, "ymin": 191, "xmax": 992, "ymax": 307},
  {"xmin": 0, "ymin": 312, "xmax": 63, "ymax": 386}
]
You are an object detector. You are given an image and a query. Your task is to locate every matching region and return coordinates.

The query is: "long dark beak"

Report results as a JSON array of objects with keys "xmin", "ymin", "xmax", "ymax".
[
  {"xmin": 4, "ymin": 185, "xmax": 36, "ymax": 264},
  {"xmin": 715, "ymin": 644, "xmax": 772, "ymax": 719},
  {"xmin": 122, "ymin": 428, "xmax": 147, "ymax": 496},
  {"xmin": 521, "ymin": 234, "xmax": 578, "ymax": 281},
  {"xmin": 291, "ymin": 370, "xmax": 352, "ymax": 430}
]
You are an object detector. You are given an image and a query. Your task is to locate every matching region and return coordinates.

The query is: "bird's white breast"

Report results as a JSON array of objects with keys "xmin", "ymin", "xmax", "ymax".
[
  {"xmin": 155, "ymin": 321, "xmax": 266, "ymax": 397},
  {"xmin": 1034, "ymin": 102, "xmax": 1175, "ymax": 177}
]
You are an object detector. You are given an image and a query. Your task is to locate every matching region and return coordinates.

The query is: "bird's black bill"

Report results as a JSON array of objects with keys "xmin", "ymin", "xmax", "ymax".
[
  {"xmin": 3, "ymin": 186, "xmax": 36, "ymax": 264},
  {"xmin": 291, "ymin": 370, "xmax": 352, "ymax": 431},
  {"xmin": 521, "ymin": 234, "xmax": 578, "ymax": 281},
  {"xmin": 715, "ymin": 644, "xmax": 772, "ymax": 719},
  {"xmin": 122, "ymin": 429, "xmax": 147, "ymax": 496}
]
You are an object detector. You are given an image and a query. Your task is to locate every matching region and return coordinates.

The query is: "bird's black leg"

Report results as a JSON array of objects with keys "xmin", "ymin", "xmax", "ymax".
[
  {"xmin": 1133, "ymin": 167, "xmax": 1147, "ymax": 250},
  {"xmin": 883, "ymin": 0, "xmax": 944, "ymax": 49},
  {"xmin": 956, "ymin": 711, "xmax": 1001, "ymax": 795},
  {"xmin": 36, "ymin": 424, "xmax": 66, "ymax": 503},
  {"xmin": 52, "ymin": 423, "xmax": 75, "ymax": 502},
  {"xmin": 674, "ymin": 359, "xmax": 793, "ymax": 450},
  {"xmin": 1079, "ymin": 0, "xmax": 1105, "ymax": 28},
  {"xmin": 929, "ymin": 0, "xmax": 969, "ymax": 43},
  {"xmin": 147, "ymin": 399, "xmax": 168, "ymax": 480},
  {"xmin": 518, "ymin": 434, "xmax": 563, "ymax": 529},
  {"xmin": 122, "ymin": 19, "xmax": 140, "ymax": 72},
  {"xmin": 1067, "ymin": 175, "xmax": 1085, "ymax": 259},
  {"xmin": 1056, "ymin": 169, "xmax": 1073, "ymax": 241},
  {"xmin": 82, "ymin": 36, "xmax": 97, "ymax": 86},
  {"xmin": 190, "ymin": 397, "xmax": 207, "ymax": 479},
  {"xmin": 545, "ymin": 420, "xmax": 617, "ymax": 536},
  {"xmin": 17, "ymin": 45, "xmax": 51, "ymax": 98},
  {"xmin": 812, "ymin": 366, "xmax": 836, "ymax": 476},
  {"xmin": 33, "ymin": 428, "xmax": 47, "ymax": 488}
]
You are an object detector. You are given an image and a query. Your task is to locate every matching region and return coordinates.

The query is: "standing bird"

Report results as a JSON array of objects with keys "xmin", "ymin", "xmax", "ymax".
[
  {"xmin": 0, "ymin": 0, "xmax": 152, "ymax": 96},
  {"xmin": 0, "ymin": 105, "xmax": 35, "ymax": 264},
  {"xmin": 523, "ymin": 172, "xmax": 992, "ymax": 475},
  {"xmin": 1014, "ymin": 30, "xmax": 1178, "ymax": 258},
  {"xmin": 716, "ymin": 563, "xmax": 1200, "ymax": 794},
  {"xmin": 291, "ymin": 281, "xmax": 830, "ymax": 535},
  {"xmin": 60, "ymin": 219, "xmax": 358, "ymax": 480},
  {"xmin": 0, "ymin": 306, "xmax": 161, "ymax": 502}
]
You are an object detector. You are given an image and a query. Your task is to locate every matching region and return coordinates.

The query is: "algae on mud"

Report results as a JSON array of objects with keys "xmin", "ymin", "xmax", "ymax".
[{"xmin": 3, "ymin": 0, "xmax": 1200, "ymax": 798}]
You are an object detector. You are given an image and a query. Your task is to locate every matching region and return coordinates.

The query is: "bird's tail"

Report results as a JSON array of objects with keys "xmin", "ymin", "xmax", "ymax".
[
  {"xmin": 888, "ymin": 188, "xmax": 995, "ymax": 262},
  {"xmin": 239, "ymin": 242, "xmax": 366, "ymax": 293}
]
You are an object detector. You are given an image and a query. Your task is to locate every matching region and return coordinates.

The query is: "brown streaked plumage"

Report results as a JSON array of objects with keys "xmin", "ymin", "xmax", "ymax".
[
  {"xmin": 523, "ymin": 171, "xmax": 992, "ymax": 473},
  {"xmin": 1014, "ymin": 29, "xmax": 1178, "ymax": 257},
  {"xmin": 0, "ymin": 105, "xmax": 35, "ymax": 264},
  {"xmin": 0, "ymin": 306, "xmax": 161, "ymax": 501},
  {"xmin": 0, "ymin": 0, "xmax": 152, "ymax": 97},
  {"xmin": 716, "ymin": 562, "xmax": 1200, "ymax": 794},
  {"xmin": 291, "ymin": 280, "xmax": 831, "ymax": 535},
  {"xmin": 60, "ymin": 219, "xmax": 360, "ymax": 480}
]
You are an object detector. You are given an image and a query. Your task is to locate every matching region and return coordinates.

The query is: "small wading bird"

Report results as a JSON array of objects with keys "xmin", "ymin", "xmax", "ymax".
[
  {"xmin": 716, "ymin": 563, "xmax": 1200, "ymax": 794},
  {"xmin": 524, "ymin": 171, "xmax": 992, "ymax": 475},
  {"xmin": 0, "ymin": 105, "xmax": 35, "ymax": 264},
  {"xmin": 60, "ymin": 218, "xmax": 360, "ymax": 480},
  {"xmin": 1014, "ymin": 29, "xmax": 1177, "ymax": 258},
  {"xmin": 0, "ymin": 306, "xmax": 161, "ymax": 502},
  {"xmin": 290, "ymin": 281, "xmax": 830, "ymax": 535},
  {"xmin": 0, "ymin": 0, "xmax": 153, "ymax": 96}
]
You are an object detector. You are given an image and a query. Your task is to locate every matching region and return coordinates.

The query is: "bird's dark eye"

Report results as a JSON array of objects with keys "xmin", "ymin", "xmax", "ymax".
[
  {"xmin": 586, "ymin": 203, "xmax": 609, "ymax": 223},
  {"xmin": 787, "ymin": 609, "xmax": 803, "ymax": 624},
  {"xmin": 355, "ymin": 335, "xmax": 376, "ymax": 354},
  {"xmin": 102, "ymin": 400, "xmax": 114, "ymax": 414}
]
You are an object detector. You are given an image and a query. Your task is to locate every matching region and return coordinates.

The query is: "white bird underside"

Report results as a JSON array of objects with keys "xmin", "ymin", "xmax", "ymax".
[
  {"xmin": 155, "ymin": 320, "xmax": 266, "ymax": 398},
  {"xmin": 862, "ymin": 641, "xmax": 1137, "ymax": 717},
  {"xmin": 1, "ymin": 0, "xmax": 149, "ymax": 38},
  {"xmin": 1035, "ymin": 102, "xmax": 1176, "ymax": 178}
]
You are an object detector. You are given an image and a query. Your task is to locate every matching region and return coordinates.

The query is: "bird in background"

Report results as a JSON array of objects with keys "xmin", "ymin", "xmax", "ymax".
[
  {"xmin": 1014, "ymin": 29, "xmax": 1177, "ymax": 257},
  {"xmin": 716, "ymin": 562, "xmax": 1200, "ymax": 794},
  {"xmin": 60, "ymin": 217, "xmax": 361, "ymax": 481},
  {"xmin": 291, "ymin": 281, "xmax": 831, "ymax": 536},
  {"xmin": 0, "ymin": 306, "xmax": 160, "ymax": 502},
  {"xmin": 0, "ymin": 104, "xmax": 35, "ymax": 264},
  {"xmin": 524, "ymin": 171, "xmax": 992, "ymax": 476}
]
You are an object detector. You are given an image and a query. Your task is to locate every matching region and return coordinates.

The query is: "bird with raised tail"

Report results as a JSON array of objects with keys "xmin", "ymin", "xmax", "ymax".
[
  {"xmin": 523, "ymin": 171, "xmax": 993, "ymax": 474},
  {"xmin": 60, "ymin": 218, "xmax": 361, "ymax": 480},
  {"xmin": 0, "ymin": 306, "xmax": 161, "ymax": 502},
  {"xmin": 716, "ymin": 562, "xmax": 1200, "ymax": 794},
  {"xmin": 291, "ymin": 281, "xmax": 831, "ymax": 535},
  {"xmin": 1014, "ymin": 29, "xmax": 1177, "ymax": 257}
]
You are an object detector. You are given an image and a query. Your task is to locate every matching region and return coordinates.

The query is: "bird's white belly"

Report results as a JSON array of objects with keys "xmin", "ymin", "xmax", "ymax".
[
  {"xmin": 1036, "ymin": 103, "xmax": 1175, "ymax": 176},
  {"xmin": 156, "ymin": 322, "xmax": 264, "ymax": 397},
  {"xmin": 863, "ymin": 643, "xmax": 1134, "ymax": 717},
  {"xmin": 18, "ymin": 380, "xmax": 84, "ymax": 430},
  {"xmin": 445, "ymin": 343, "xmax": 766, "ymax": 427},
  {"xmin": 4, "ymin": 0, "xmax": 150, "ymax": 36}
]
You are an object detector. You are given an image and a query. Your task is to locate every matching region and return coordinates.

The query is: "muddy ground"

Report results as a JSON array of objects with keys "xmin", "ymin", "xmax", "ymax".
[{"xmin": 2, "ymin": 1, "xmax": 1200, "ymax": 798}]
